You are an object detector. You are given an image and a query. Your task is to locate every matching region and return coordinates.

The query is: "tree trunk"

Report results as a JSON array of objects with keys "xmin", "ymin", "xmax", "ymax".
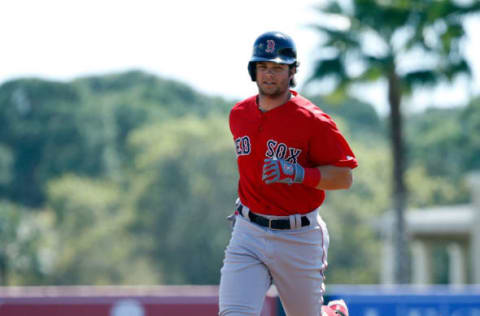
[{"xmin": 388, "ymin": 69, "xmax": 409, "ymax": 284}]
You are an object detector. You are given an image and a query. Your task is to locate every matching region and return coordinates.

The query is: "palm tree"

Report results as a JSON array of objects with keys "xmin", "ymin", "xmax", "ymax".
[{"xmin": 308, "ymin": 0, "xmax": 480, "ymax": 283}]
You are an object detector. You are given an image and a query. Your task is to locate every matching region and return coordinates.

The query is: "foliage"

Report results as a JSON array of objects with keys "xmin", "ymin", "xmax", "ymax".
[
  {"xmin": 0, "ymin": 144, "xmax": 13, "ymax": 188},
  {"xmin": 459, "ymin": 97, "xmax": 480, "ymax": 171},
  {"xmin": 73, "ymin": 70, "xmax": 230, "ymax": 118},
  {"xmin": 0, "ymin": 71, "xmax": 231, "ymax": 208},
  {"xmin": 407, "ymin": 107, "xmax": 464, "ymax": 178},
  {"xmin": 0, "ymin": 200, "xmax": 52, "ymax": 285},
  {"xmin": 0, "ymin": 79, "xmax": 81, "ymax": 206},
  {"xmin": 323, "ymin": 141, "xmax": 391, "ymax": 284},
  {"xmin": 44, "ymin": 175, "xmax": 158, "ymax": 285},
  {"xmin": 406, "ymin": 97, "xmax": 480, "ymax": 205},
  {"xmin": 127, "ymin": 115, "xmax": 236, "ymax": 284}
]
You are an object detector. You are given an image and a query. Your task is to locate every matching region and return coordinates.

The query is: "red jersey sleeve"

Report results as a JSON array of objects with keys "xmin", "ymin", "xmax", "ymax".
[{"xmin": 309, "ymin": 113, "xmax": 358, "ymax": 169}]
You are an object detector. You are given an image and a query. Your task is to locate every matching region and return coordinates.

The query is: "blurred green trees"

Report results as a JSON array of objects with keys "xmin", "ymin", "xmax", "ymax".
[
  {"xmin": 126, "ymin": 115, "xmax": 236, "ymax": 284},
  {"xmin": 0, "ymin": 69, "xmax": 478, "ymax": 285}
]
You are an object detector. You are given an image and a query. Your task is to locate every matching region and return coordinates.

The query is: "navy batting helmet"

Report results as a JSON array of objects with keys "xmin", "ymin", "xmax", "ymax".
[{"xmin": 248, "ymin": 31, "xmax": 298, "ymax": 82}]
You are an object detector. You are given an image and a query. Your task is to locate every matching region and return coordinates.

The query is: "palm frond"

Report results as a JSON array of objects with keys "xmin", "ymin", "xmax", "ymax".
[
  {"xmin": 323, "ymin": 1, "xmax": 344, "ymax": 15},
  {"xmin": 311, "ymin": 25, "xmax": 361, "ymax": 49},
  {"xmin": 310, "ymin": 57, "xmax": 347, "ymax": 82},
  {"xmin": 307, "ymin": 0, "xmax": 474, "ymax": 96},
  {"xmin": 442, "ymin": 58, "xmax": 471, "ymax": 80},
  {"xmin": 404, "ymin": 70, "xmax": 439, "ymax": 89},
  {"xmin": 440, "ymin": 22, "xmax": 465, "ymax": 53},
  {"xmin": 354, "ymin": 65, "xmax": 385, "ymax": 83},
  {"xmin": 354, "ymin": 0, "xmax": 411, "ymax": 33}
]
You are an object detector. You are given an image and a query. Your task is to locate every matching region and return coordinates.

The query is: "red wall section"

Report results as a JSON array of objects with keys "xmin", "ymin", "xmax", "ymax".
[{"xmin": 0, "ymin": 286, "xmax": 278, "ymax": 316}]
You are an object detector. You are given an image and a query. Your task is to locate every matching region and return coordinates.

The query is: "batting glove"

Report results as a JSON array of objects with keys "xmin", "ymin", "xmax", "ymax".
[{"xmin": 262, "ymin": 158, "xmax": 304, "ymax": 185}]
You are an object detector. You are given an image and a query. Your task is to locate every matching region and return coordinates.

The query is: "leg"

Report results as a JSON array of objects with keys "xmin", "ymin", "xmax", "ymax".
[
  {"xmin": 269, "ymin": 214, "xmax": 330, "ymax": 316},
  {"xmin": 272, "ymin": 255, "xmax": 327, "ymax": 316},
  {"xmin": 219, "ymin": 217, "xmax": 273, "ymax": 316}
]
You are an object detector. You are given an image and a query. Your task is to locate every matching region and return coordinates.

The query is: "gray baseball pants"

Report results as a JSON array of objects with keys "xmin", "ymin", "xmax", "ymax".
[{"xmin": 219, "ymin": 205, "xmax": 330, "ymax": 316}]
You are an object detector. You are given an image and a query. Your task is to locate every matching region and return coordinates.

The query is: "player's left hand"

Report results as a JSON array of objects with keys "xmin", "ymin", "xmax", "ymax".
[{"xmin": 262, "ymin": 158, "xmax": 305, "ymax": 185}]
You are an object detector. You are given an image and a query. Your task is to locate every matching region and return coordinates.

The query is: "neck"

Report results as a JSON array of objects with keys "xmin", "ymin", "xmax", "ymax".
[{"xmin": 258, "ymin": 90, "xmax": 291, "ymax": 112}]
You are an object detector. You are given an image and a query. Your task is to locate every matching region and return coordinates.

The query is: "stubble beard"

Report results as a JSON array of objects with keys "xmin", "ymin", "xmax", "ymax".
[{"xmin": 257, "ymin": 82, "xmax": 289, "ymax": 99}]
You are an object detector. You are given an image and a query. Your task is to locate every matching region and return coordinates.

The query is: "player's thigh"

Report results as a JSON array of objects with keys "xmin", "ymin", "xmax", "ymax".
[
  {"xmin": 219, "ymin": 222, "xmax": 272, "ymax": 316},
  {"xmin": 219, "ymin": 250, "xmax": 272, "ymax": 316},
  {"xmin": 270, "ymin": 224, "xmax": 329, "ymax": 316}
]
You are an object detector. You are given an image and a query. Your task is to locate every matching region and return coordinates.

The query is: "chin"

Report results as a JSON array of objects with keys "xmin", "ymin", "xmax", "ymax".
[{"xmin": 259, "ymin": 86, "xmax": 285, "ymax": 98}]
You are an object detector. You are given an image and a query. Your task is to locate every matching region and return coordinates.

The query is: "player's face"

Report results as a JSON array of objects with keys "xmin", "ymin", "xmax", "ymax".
[{"xmin": 255, "ymin": 62, "xmax": 293, "ymax": 98}]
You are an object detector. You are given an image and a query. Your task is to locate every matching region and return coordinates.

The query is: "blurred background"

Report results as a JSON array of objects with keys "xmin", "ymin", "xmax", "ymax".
[{"xmin": 1, "ymin": 0, "xmax": 480, "ymax": 315}]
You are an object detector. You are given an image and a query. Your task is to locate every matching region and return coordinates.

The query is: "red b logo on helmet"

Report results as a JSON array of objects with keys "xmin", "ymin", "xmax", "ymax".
[{"xmin": 266, "ymin": 40, "xmax": 275, "ymax": 53}]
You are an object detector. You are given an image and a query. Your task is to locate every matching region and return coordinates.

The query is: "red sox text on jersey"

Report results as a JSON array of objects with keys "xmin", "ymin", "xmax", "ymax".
[{"xmin": 235, "ymin": 137, "xmax": 302, "ymax": 164}]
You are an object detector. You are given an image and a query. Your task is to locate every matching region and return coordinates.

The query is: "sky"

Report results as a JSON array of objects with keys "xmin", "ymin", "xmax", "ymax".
[{"xmin": 1, "ymin": 0, "xmax": 479, "ymax": 115}]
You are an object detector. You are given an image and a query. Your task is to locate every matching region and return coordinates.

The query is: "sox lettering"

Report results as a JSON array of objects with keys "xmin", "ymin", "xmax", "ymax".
[
  {"xmin": 265, "ymin": 139, "xmax": 302, "ymax": 163},
  {"xmin": 235, "ymin": 137, "xmax": 302, "ymax": 163}
]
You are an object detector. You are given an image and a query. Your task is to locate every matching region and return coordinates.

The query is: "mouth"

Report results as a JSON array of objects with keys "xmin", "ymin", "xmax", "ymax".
[{"xmin": 262, "ymin": 81, "xmax": 275, "ymax": 86}]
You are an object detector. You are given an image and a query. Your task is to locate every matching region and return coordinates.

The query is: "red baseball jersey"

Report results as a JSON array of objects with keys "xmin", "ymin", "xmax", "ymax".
[{"xmin": 229, "ymin": 90, "xmax": 358, "ymax": 216}]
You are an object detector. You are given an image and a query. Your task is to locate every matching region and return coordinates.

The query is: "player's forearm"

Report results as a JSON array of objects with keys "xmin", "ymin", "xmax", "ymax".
[
  {"xmin": 262, "ymin": 159, "xmax": 353, "ymax": 190},
  {"xmin": 311, "ymin": 165, "xmax": 353, "ymax": 191}
]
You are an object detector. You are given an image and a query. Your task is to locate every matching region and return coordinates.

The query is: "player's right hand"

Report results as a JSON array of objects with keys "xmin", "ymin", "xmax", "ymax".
[{"xmin": 262, "ymin": 158, "xmax": 304, "ymax": 185}]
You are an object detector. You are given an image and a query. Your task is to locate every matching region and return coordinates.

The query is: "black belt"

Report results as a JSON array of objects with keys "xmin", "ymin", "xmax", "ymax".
[{"xmin": 236, "ymin": 204, "xmax": 310, "ymax": 230}]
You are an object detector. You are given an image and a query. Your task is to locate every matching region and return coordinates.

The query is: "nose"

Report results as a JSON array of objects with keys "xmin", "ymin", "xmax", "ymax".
[{"xmin": 262, "ymin": 68, "xmax": 277, "ymax": 77}]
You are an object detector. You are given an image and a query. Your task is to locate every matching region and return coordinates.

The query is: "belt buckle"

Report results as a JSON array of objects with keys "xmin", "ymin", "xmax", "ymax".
[{"xmin": 268, "ymin": 219, "xmax": 272, "ymax": 229}]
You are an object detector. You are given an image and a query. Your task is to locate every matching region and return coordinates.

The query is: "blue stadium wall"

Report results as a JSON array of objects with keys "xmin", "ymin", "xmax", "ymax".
[{"xmin": 277, "ymin": 285, "xmax": 480, "ymax": 316}]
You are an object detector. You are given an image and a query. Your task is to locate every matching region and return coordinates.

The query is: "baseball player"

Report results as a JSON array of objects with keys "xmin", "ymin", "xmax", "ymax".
[{"xmin": 218, "ymin": 31, "xmax": 358, "ymax": 316}]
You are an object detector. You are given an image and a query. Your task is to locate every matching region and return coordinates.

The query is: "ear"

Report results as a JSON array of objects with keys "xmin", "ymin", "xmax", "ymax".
[
  {"xmin": 290, "ymin": 67, "xmax": 297, "ymax": 75},
  {"xmin": 289, "ymin": 67, "xmax": 297, "ymax": 78}
]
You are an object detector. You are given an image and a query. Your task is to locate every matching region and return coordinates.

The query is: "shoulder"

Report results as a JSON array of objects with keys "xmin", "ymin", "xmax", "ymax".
[
  {"xmin": 291, "ymin": 94, "xmax": 337, "ymax": 128},
  {"xmin": 229, "ymin": 95, "xmax": 257, "ymax": 132},
  {"xmin": 231, "ymin": 95, "xmax": 257, "ymax": 116}
]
